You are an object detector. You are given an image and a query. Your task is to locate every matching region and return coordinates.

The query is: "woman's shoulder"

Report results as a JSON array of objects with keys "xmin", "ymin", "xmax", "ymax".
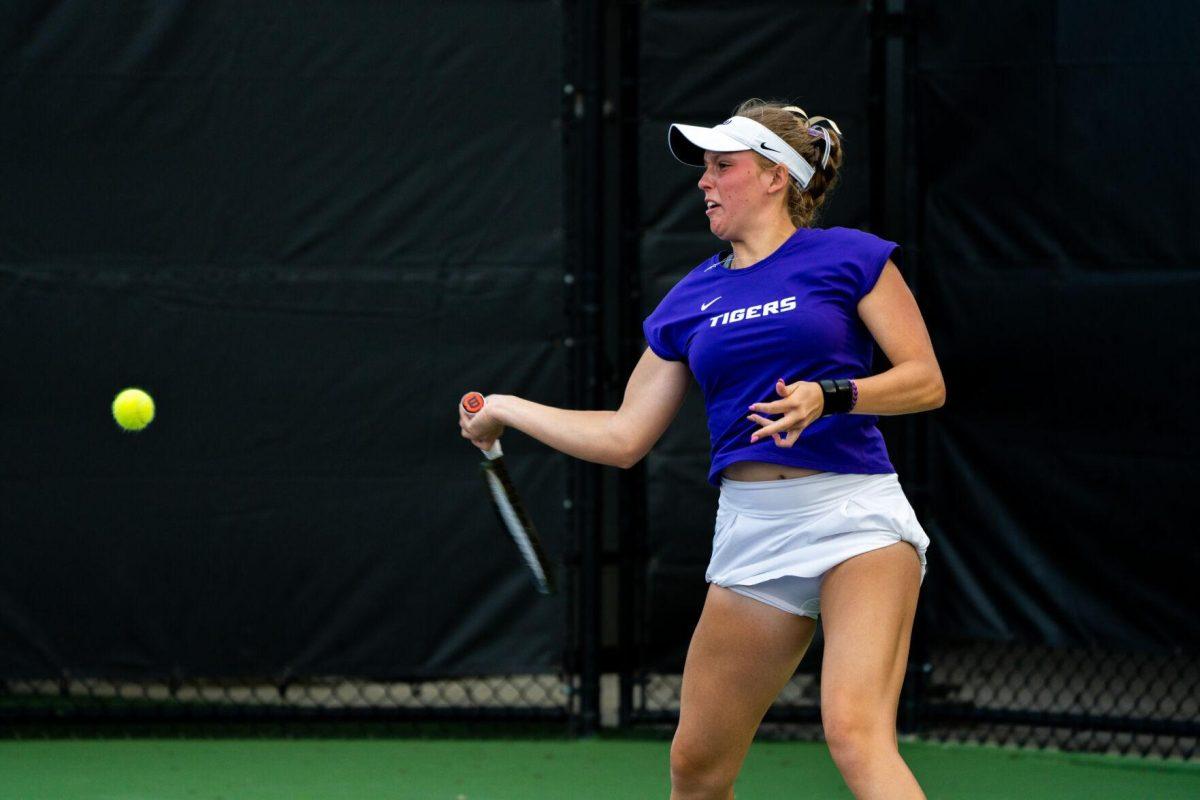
[
  {"xmin": 646, "ymin": 251, "xmax": 723, "ymax": 309},
  {"xmin": 811, "ymin": 225, "xmax": 893, "ymax": 247},
  {"xmin": 801, "ymin": 226, "xmax": 899, "ymax": 269},
  {"xmin": 665, "ymin": 252, "xmax": 727, "ymax": 290}
]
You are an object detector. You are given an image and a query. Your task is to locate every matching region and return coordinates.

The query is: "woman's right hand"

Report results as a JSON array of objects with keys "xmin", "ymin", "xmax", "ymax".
[{"xmin": 459, "ymin": 393, "xmax": 506, "ymax": 452}]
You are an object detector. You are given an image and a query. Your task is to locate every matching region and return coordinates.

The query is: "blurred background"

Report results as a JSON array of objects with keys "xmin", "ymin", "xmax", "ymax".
[{"xmin": 1, "ymin": 0, "xmax": 1196, "ymax": 778}]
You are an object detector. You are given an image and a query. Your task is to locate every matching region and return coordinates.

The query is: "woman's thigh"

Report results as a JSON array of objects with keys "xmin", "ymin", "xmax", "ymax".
[
  {"xmin": 673, "ymin": 583, "xmax": 818, "ymax": 769},
  {"xmin": 818, "ymin": 542, "xmax": 922, "ymax": 739}
]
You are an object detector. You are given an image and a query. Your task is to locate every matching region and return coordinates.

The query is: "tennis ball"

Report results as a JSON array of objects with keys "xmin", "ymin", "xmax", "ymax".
[{"xmin": 112, "ymin": 388, "xmax": 155, "ymax": 432}]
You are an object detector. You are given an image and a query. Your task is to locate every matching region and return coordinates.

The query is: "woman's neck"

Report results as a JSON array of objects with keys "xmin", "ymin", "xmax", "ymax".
[{"xmin": 728, "ymin": 216, "xmax": 798, "ymax": 269}]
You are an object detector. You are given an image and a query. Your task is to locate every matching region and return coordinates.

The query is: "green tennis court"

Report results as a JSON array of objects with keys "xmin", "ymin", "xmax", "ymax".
[{"xmin": 2, "ymin": 736, "xmax": 1197, "ymax": 799}]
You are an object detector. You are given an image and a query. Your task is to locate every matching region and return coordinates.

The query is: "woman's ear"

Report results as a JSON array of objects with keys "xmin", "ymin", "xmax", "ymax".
[{"xmin": 769, "ymin": 164, "xmax": 791, "ymax": 195}]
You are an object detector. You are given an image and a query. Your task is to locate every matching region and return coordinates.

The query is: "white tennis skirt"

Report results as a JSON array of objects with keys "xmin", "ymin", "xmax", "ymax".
[{"xmin": 706, "ymin": 471, "xmax": 930, "ymax": 591}]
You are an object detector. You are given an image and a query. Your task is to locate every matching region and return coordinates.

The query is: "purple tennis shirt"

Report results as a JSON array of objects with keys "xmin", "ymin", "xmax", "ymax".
[{"xmin": 642, "ymin": 225, "xmax": 899, "ymax": 486}]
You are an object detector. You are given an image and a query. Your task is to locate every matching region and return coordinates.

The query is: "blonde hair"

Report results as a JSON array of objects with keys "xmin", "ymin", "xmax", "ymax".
[{"xmin": 732, "ymin": 98, "xmax": 844, "ymax": 228}]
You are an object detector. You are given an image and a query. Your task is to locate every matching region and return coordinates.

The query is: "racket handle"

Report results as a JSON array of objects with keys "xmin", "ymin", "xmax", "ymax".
[{"xmin": 461, "ymin": 391, "xmax": 504, "ymax": 460}]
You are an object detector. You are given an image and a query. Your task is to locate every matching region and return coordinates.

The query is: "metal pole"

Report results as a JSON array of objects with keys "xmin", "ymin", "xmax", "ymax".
[
  {"xmin": 872, "ymin": 0, "xmax": 927, "ymax": 736},
  {"xmin": 563, "ymin": 0, "xmax": 605, "ymax": 737}
]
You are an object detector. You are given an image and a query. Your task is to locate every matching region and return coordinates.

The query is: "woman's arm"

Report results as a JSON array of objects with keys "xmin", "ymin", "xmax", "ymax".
[
  {"xmin": 482, "ymin": 346, "xmax": 691, "ymax": 469},
  {"xmin": 853, "ymin": 260, "xmax": 946, "ymax": 415},
  {"xmin": 485, "ymin": 397, "xmax": 627, "ymax": 467}
]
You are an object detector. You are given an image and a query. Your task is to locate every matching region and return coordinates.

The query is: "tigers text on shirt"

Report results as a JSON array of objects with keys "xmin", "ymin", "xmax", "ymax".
[{"xmin": 707, "ymin": 295, "xmax": 797, "ymax": 327}]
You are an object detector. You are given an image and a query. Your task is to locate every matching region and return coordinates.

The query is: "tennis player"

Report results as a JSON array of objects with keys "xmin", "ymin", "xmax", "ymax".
[{"xmin": 459, "ymin": 98, "xmax": 944, "ymax": 799}]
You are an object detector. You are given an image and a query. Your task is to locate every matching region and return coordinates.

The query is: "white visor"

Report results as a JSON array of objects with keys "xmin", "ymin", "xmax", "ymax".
[{"xmin": 668, "ymin": 116, "xmax": 815, "ymax": 188}]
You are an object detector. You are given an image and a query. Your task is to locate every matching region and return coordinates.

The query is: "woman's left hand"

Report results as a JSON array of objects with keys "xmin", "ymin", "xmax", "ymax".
[{"xmin": 746, "ymin": 379, "xmax": 825, "ymax": 448}]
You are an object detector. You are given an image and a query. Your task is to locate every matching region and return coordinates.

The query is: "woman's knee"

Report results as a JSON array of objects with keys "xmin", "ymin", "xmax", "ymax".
[
  {"xmin": 670, "ymin": 733, "xmax": 739, "ymax": 795},
  {"xmin": 821, "ymin": 700, "xmax": 897, "ymax": 765}
]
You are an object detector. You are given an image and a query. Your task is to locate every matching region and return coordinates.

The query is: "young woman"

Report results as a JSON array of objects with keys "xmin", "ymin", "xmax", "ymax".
[{"xmin": 459, "ymin": 98, "xmax": 945, "ymax": 800}]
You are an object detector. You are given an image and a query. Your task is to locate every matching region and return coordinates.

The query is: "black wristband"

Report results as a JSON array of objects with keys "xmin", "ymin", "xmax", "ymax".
[{"xmin": 818, "ymin": 379, "xmax": 855, "ymax": 416}]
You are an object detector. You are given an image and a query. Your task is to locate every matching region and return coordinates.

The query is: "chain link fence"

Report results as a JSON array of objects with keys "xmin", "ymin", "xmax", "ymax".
[
  {"xmin": 0, "ymin": 673, "xmax": 576, "ymax": 730},
  {"xmin": 626, "ymin": 641, "xmax": 1199, "ymax": 760},
  {"xmin": 915, "ymin": 641, "xmax": 1199, "ymax": 759}
]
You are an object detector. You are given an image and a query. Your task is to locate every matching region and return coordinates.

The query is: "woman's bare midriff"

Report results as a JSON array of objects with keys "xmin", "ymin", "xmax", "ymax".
[{"xmin": 721, "ymin": 461, "xmax": 825, "ymax": 482}]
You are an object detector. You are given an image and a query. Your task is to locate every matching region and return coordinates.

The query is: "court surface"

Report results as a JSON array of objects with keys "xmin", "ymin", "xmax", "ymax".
[{"xmin": 2, "ymin": 736, "xmax": 1198, "ymax": 799}]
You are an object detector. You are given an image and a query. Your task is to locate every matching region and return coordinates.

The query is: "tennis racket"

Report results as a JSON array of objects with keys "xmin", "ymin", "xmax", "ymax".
[{"xmin": 460, "ymin": 392, "xmax": 556, "ymax": 595}]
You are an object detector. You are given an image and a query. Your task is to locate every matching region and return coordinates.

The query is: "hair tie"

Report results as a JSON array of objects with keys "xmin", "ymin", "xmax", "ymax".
[
  {"xmin": 804, "ymin": 126, "xmax": 832, "ymax": 169},
  {"xmin": 803, "ymin": 116, "xmax": 842, "ymax": 170},
  {"xmin": 806, "ymin": 115, "xmax": 843, "ymax": 137}
]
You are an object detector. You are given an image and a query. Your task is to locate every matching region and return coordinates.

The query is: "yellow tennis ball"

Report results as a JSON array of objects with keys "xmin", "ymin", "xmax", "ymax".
[{"xmin": 112, "ymin": 388, "xmax": 155, "ymax": 432}]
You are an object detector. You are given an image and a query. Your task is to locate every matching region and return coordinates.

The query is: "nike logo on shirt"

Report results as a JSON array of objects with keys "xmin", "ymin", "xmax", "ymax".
[{"xmin": 701, "ymin": 296, "xmax": 721, "ymax": 311}]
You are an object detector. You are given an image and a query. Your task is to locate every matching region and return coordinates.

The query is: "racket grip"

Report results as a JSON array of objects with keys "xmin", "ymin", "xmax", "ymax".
[{"xmin": 461, "ymin": 392, "xmax": 504, "ymax": 460}]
